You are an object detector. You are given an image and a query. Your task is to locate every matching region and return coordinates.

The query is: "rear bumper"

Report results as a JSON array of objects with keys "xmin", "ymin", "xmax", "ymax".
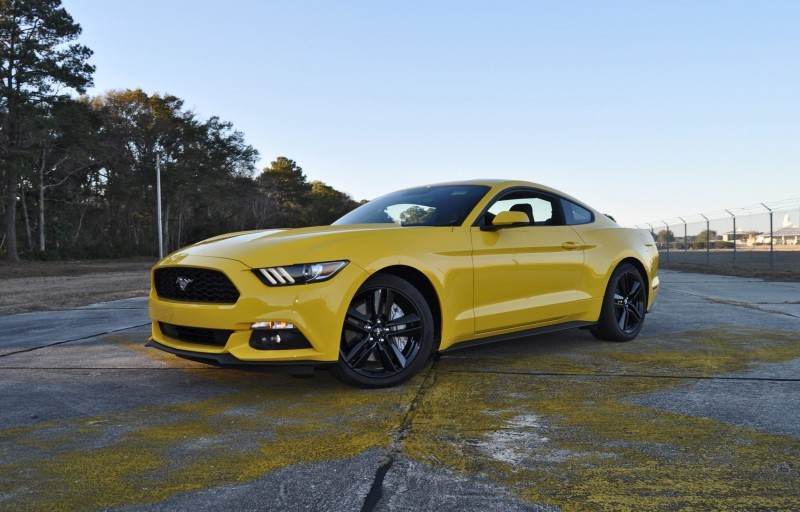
[{"xmin": 648, "ymin": 275, "xmax": 660, "ymax": 313}]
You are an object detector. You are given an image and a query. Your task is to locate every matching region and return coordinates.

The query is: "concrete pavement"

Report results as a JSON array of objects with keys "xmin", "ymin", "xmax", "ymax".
[{"xmin": 1, "ymin": 270, "xmax": 799, "ymax": 511}]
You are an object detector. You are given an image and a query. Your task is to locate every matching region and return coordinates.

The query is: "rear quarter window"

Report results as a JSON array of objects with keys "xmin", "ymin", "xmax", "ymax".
[{"xmin": 561, "ymin": 198, "xmax": 594, "ymax": 225}]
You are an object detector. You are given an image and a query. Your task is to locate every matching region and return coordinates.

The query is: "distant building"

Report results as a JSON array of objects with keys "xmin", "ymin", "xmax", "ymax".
[
  {"xmin": 774, "ymin": 215, "xmax": 799, "ymax": 245},
  {"xmin": 720, "ymin": 227, "xmax": 746, "ymax": 244},
  {"xmin": 754, "ymin": 233, "xmax": 770, "ymax": 245}
]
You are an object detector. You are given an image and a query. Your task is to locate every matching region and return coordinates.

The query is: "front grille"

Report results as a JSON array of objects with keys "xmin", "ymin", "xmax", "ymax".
[
  {"xmin": 160, "ymin": 322, "xmax": 233, "ymax": 347},
  {"xmin": 154, "ymin": 267, "xmax": 240, "ymax": 303}
]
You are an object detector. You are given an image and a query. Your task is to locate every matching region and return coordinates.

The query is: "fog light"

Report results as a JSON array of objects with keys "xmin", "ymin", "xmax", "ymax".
[
  {"xmin": 251, "ymin": 321, "xmax": 295, "ymax": 330},
  {"xmin": 249, "ymin": 326, "xmax": 312, "ymax": 350}
]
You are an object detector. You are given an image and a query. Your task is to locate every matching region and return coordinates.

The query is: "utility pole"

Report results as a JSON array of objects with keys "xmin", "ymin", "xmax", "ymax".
[
  {"xmin": 725, "ymin": 209, "xmax": 736, "ymax": 266},
  {"xmin": 157, "ymin": 154, "xmax": 164, "ymax": 259},
  {"xmin": 700, "ymin": 214, "xmax": 710, "ymax": 265},
  {"xmin": 679, "ymin": 217, "xmax": 687, "ymax": 262},
  {"xmin": 761, "ymin": 203, "xmax": 773, "ymax": 270}
]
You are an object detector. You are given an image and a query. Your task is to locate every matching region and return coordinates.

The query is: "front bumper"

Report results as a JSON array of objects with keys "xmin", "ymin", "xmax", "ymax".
[
  {"xmin": 148, "ymin": 254, "xmax": 368, "ymax": 363},
  {"xmin": 145, "ymin": 340, "xmax": 322, "ymax": 375}
]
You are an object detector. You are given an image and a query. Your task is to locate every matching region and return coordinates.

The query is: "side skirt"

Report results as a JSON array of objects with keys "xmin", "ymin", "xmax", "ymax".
[{"xmin": 441, "ymin": 321, "xmax": 596, "ymax": 353}]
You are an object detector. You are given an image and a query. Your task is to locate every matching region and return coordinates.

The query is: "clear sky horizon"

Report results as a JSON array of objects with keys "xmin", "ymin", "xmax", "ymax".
[{"xmin": 66, "ymin": 0, "xmax": 799, "ymax": 226}]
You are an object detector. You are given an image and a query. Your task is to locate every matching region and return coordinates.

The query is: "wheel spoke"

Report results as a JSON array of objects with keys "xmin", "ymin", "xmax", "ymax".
[
  {"xmin": 370, "ymin": 289, "xmax": 382, "ymax": 317},
  {"xmin": 628, "ymin": 280, "xmax": 642, "ymax": 301},
  {"xmin": 388, "ymin": 325, "xmax": 422, "ymax": 337},
  {"xmin": 381, "ymin": 289, "xmax": 394, "ymax": 318},
  {"xmin": 386, "ymin": 313, "xmax": 420, "ymax": 328},
  {"xmin": 352, "ymin": 348, "xmax": 374, "ymax": 368},
  {"xmin": 345, "ymin": 310, "xmax": 370, "ymax": 334},
  {"xmin": 376, "ymin": 342, "xmax": 400, "ymax": 372},
  {"xmin": 342, "ymin": 337, "xmax": 372, "ymax": 367},
  {"xmin": 618, "ymin": 274, "xmax": 629, "ymax": 297},
  {"xmin": 347, "ymin": 306, "xmax": 370, "ymax": 324},
  {"xmin": 617, "ymin": 307, "xmax": 628, "ymax": 330},
  {"xmin": 387, "ymin": 341, "xmax": 408, "ymax": 369},
  {"xmin": 627, "ymin": 304, "xmax": 643, "ymax": 323}
]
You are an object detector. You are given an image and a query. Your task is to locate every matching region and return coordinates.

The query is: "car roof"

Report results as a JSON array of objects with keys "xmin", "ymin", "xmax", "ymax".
[
  {"xmin": 402, "ymin": 179, "xmax": 604, "ymax": 220},
  {"xmin": 400, "ymin": 179, "xmax": 564, "ymax": 196}
]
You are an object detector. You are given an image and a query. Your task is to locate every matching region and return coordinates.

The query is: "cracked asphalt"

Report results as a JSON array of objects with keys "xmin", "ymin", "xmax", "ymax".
[{"xmin": 1, "ymin": 270, "xmax": 799, "ymax": 511}]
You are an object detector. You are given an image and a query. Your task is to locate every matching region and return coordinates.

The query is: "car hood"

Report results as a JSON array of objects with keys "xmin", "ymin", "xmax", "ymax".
[{"xmin": 162, "ymin": 224, "xmax": 415, "ymax": 269}]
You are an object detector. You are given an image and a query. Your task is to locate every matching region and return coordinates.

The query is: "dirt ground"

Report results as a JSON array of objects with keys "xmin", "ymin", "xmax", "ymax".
[{"xmin": 0, "ymin": 258, "xmax": 154, "ymax": 316}]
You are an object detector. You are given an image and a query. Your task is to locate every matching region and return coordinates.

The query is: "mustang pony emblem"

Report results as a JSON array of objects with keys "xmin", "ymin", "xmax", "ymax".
[{"xmin": 176, "ymin": 277, "xmax": 193, "ymax": 292}]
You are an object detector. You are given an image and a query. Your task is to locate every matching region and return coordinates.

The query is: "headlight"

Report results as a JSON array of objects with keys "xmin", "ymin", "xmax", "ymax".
[{"xmin": 253, "ymin": 260, "xmax": 349, "ymax": 286}]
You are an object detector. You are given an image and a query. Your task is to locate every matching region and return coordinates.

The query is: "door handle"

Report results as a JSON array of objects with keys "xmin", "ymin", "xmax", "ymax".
[{"xmin": 561, "ymin": 241, "xmax": 583, "ymax": 250}]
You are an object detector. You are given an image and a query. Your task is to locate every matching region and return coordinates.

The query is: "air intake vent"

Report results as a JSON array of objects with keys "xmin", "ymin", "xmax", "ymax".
[{"xmin": 159, "ymin": 322, "xmax": 233, "ymax": 347}]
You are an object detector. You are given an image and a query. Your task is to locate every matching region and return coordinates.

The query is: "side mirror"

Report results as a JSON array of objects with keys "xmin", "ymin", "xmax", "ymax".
[{"xmin": 481, "ymin": 210, "xmax": 530, "ymax": 231}]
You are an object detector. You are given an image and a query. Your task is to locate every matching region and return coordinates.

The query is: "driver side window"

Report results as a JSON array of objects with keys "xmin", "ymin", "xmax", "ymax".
[{"xmin": 486, "ymin": 191, "xmax": 559, "ymax": 226}]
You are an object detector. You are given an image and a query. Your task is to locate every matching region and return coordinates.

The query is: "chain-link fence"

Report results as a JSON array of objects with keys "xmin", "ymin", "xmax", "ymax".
[{"xmin": 636, "ymin": 199, "xmax": 800, "ymax": 272}]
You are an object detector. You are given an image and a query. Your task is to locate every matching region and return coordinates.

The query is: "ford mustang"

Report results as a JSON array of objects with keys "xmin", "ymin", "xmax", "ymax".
[{"xmin": 147, "ymin": 180, "xmax": 659, "ymax": 387}]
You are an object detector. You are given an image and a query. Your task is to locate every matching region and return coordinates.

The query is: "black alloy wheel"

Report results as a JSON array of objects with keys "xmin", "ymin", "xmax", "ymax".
[
  {"xmin": 591, "ymin": 263, "xmax": 647, "ymax": 342},
  {"xmin": 330, "ymin": 274, "xmax": 434, "ymax": 388}
]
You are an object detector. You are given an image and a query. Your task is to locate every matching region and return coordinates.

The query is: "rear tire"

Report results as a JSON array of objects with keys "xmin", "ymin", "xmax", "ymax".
[
  {"xmin": 330, "ymin": 274, "xmax": 434, "ymax": 388},
  {"xmin": 591, "ymin": 263, "xmax": 647, "ymax": 342}
]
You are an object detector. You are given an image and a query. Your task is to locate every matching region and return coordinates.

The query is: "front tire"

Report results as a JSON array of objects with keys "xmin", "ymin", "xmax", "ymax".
[
  {"xmin": 591, "ymin": 263, "xmax": 647, "ymax": 342},
  {"xmin": 330, "ymin": 274, "xmax": 435, "ymax": 388}
]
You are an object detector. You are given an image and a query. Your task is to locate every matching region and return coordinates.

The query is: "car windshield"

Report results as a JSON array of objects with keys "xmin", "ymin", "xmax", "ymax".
[{"xmin": 333, "ymin": 185, "xmax": 490, "ymax": 227}]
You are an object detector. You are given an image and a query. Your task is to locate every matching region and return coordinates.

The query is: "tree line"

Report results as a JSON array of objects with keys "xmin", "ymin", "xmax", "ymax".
[{"xmin": 1, "ymin": 0, "xmax": 359, "ymax": 262}]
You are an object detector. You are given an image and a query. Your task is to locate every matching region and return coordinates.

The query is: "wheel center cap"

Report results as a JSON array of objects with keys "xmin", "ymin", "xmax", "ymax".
[
  {"xmin": 623, "ymin": 298, "xmax": 629, "ymax": 305},
  {"xmin": 372, "ymin": 327, "xmax": 384, "ymax": 337}
]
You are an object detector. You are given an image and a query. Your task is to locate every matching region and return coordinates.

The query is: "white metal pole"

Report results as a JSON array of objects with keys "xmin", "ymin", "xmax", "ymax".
[
  {"xmin": 700, "ymin": 214, "xmax": 710, "ymax": 265},
  {"xmin": 725, "ymin": 209, "xmax": 736, "ymax": 265},
  {"xmin": 156, "ymin": 154, "xmax": 164, "ymax": 259},
  {"xmin": 761, "ymin": 203, "xmax": 773, "ymax": 270}
]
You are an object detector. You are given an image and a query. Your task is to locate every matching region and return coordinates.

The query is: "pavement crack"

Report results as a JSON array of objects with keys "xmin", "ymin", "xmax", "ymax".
[
  {"xmin": 0, "ymin": 323, "xmax": 150, "ymax": 358},
  {"xmin": 360, "ymin": 355, "xmax": 440, "ymax": 512}
]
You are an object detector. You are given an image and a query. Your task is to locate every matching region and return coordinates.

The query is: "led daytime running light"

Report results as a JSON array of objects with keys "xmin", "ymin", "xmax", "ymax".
[{"xmin": 254, "ymin": 260, "xmax": 348, "ymax": 287}]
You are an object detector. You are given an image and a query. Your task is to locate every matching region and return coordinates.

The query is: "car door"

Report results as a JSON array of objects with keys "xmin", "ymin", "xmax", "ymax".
[{"xmin": 471, "ymin": 189, "xmax": 586, "ymax": 334}]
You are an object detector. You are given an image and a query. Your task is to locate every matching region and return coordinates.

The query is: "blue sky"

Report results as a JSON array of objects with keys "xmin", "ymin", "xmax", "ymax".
[{"xmin": 66, "ymin": 0, "xmax": 799, "ymax": 225}]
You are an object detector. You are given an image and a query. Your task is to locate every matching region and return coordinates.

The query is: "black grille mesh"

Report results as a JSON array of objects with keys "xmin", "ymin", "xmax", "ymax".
[
  {"xmin": 160, "ymin": 322, "xmax": 233, "ymax": 347},
  {"xmin": 154, "ymin": 267, "xmax": 240, "ymax": 303}
]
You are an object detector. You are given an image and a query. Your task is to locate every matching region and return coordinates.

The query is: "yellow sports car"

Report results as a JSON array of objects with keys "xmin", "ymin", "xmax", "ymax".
[{"xmin": 148, "ymin": 180, "xmax": 659, "ymax": 387}]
